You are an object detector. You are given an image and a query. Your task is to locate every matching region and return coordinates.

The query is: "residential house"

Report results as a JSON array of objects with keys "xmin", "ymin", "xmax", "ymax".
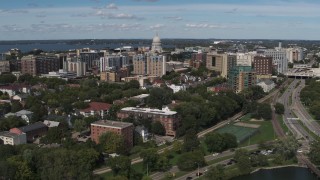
[
  {"xmin": 257, "ymin": 79, "xmax": 276, "ymax": 93},
  {"xmin": 80, "ymin": 102, "xmax": 112, "ymax": 118},
  {"xmin": 43, "ymin": 120, "xmax": 61, "ymax": 128},
  {"xmin": 17, "ymin": 122, "xmax": 48, "ymax": 142},
  {"xmin": 0, "ymin": 84, "xmax": 30, "ymax": 97}
]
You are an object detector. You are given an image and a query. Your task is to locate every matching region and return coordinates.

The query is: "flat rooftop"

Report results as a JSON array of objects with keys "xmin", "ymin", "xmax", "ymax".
[
  {"xmin": 91, "ymin": 120, "xmax": 133, "ymax": 129},
  {"xmin": 121, "ymin": 107, "xmax": 177, "ymax": 115}
]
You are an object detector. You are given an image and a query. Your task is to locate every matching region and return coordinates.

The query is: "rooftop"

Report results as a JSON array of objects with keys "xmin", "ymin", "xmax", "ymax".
[
  {"xmin": 80, "ymin": 102, "xmax": 112, "ymax": 113},
  {"xmin": 0, "ymin": 131, "xmax": 21, "ymax": 138},
  {"xmin": 19, "ymin": 122, "xmax": 47, "ymax": 133},
  {"xmin": 121, "ymin": 106, "xmax": 177, "ymax": 115},
  {"xmin": 91, "ymin": 120, "xmax": 133, "ymax": 129}
]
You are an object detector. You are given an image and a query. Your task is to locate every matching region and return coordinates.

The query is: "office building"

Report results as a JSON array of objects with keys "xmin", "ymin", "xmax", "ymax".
[
  {"xmin": 117, "ymin": 107, "xmax": 180, "ymax": 137},
  {"xmin": 263, "ymin": 42, "xmax": 288, "ymax": 74},
  {"xmin": 90, "ymin": 120, "xmax": 134, "ymax": 149},
  {"xmin": 21, "ymin": 55, "xmax": 36, "ymax": 75},
  {"xmin": 236, "ymin": 53, "xmax": 254, "ymax": 66},
  {"xmin": 206, "ymin": 53, "xmax": 236, "ymax": 78}
]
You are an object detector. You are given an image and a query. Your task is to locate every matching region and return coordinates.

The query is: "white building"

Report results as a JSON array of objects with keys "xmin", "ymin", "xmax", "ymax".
[
  {"xmin": 167, "ymin": 84, "xmax": 187, "ymax": 93},
  {"xmin": 67, "ymin": 61, "xmax": 87, "ymax": 77},
  {"xmin": 264, "ymin": 43, "xmax": 288, "ymax": 74},
  {"xmin": 236, "ymin": 53, "xmax": 254, "ymax": 66},
  {"xmin": 0, "ymin": 130, "xmax": 27, "ymax": 145},
  {"xmin": 286, "ymin": 48, "xmax": 304, "ymax": 63},
  {"xmin": 257, "ymin": 79, "xmax": 275, "ymax": 93},
  {"xmin": 135, "ymin": 126, "xmax": 150, "ymax": 143}
]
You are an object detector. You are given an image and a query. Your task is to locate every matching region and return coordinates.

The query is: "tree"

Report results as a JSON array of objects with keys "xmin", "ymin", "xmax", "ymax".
[
  {"xmin": 156, "ymin": 155, "xmax": 171, "ymax": 171},
  {"xmin": 99, "ymin": 132, "xmax": 126, "ymax": 154},
  {"xmin": 257, "ymin": 103, "xmax": 272, "ymax": 120},
  {"xmin": 183, "ymin": 129, "xmax": 200, "ymax": 152},
  {"xmin": 234, "ymin": 149, "xmax": 251, "ymax": 175},
  {"xmin": 275, "ymin": 103, "xmax": 285, "ymax": 115},
  {"xmin": 40, "ymin": 127, "xmax": 69, "ymax": 144},
  {"xmin": 309, "ymin": 141, "xmax": 320, "ymax": 165},
  {"xmin": 109, "ymin": 156, "xmax": 131, "ymax": 177},
  {"xmin": 205, "ymin": 165, "xmax": 225, "ymax": 180},
  {"xmin": 73, "ymin": 119, "xmax": 87, "ymax": 132},
  {"xmin": 204, "ymin": 133, "xmax": 237, "ymax": 153},
  {"xmin": 151, "ymin": 121, "xmax": 165, "ymax": 136},
  {"xmin": 11, "ymin": 101, "xmax": 22, "ymax": 113},
  {"xmin": 0, "ymin": 116, "xmax": 26, "ymax": 131},
  {"xmin": 147, "ymin": 88, "xmax": 173, "ymax": 109},
  {"xmin": 177, "ymin": 150, "xmax": 205, "ymax": 171},
  {"xmin": 273, "ymin": 137, "xmax": 299, "ymax": 161},
  {"xmin": 0, "ymin": 74, "xmax": 16, "ymax": 84},
  {"xmin": 140, "ymin": 148, "xmax": 159, "ymax": 171},
  {"xmin": 172, "ymin": 141, "xmax": 183, "ymax": 154}
]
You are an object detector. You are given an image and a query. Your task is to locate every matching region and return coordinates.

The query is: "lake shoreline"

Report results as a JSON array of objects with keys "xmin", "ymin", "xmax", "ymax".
[{"xmin": 250, "ymin": 164, "xmax": 303, "ymax": 174}]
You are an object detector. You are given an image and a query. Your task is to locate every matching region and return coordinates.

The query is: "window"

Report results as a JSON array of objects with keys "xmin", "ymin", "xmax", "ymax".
[{"xmin": 212, "ymin": 57, "xmax": 216, "ymax": 66}]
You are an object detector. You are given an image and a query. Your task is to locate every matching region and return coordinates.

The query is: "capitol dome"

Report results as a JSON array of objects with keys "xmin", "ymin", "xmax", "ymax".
[
  {"xmin": 151, "ymin": 33, "xmax": 162, "ymax": 53},
  {"xmin": 152, "ymin": 34, "xmax": 161, "ymax": 43}
]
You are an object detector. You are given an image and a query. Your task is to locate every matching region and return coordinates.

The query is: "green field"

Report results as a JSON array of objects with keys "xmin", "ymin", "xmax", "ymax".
[
  {"xmin": 217, "ymin": 125, "xmax": 258, "ymax": 143},
  {"xmin": 241, "ymin": 120, "xmax": 276, "ymax": 146}
]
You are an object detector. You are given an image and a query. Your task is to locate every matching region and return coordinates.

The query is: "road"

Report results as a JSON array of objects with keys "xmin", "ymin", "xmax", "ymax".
[
  {"xmin": 278, "ymin": 79, "xmax": 311, "ymax": 140},
  {"xmin": 291, "ymin": 79, "xmax": 320, "ymax": 137}
]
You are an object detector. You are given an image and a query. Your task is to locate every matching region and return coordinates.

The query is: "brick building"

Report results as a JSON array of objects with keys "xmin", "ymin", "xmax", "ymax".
[
  {"xmin": 117, "ymin": 107, "xmax": 179, "ymax": 137},
  {"xmin": 21, "ymin": 55, "xmax": 60, "ymax": 76},
  {"xmin": 90, "ymin": 120, "xmax": 134, "ymax": 149},
  {"xmin": 253, "ymin": 56, "xmax": 273, "ymax": 76}
]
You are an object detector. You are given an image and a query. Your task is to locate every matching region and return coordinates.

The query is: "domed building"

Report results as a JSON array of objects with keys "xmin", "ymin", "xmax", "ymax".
[{"xmin": 151, "ymin": 33, "xmax": 162, "ymax": 53}]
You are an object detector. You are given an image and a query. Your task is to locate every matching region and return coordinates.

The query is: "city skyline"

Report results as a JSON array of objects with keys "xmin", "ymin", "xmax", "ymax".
[{"xmin": 1, "ymin": 0, "xmax": 320, "ymax": 40}]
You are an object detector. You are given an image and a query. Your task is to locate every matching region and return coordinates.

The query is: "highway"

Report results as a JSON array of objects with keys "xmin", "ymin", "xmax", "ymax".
[
  {"xmin": 278, "ymin": 79, "xmax": 311, "ymax": 140},
  {"xmin": 291, "ymin": 79, "xmax": 320, "ymax": 137}
]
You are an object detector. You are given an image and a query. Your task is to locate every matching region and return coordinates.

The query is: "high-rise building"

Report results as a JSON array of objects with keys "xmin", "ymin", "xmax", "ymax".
[
  {"xmin": 67, "ymin": 61, "xmax": 87, "ymax": 77},
  {"xmin": 253, "ymin": 56, "xmax": 273, "ymax": 76},
  {"xmin": 117, "ymin": 107, "xmax": 179, "ymax": 137},
  {"xmin": 286, "ymin": 48, "xmax": 304, "ymax": 63},
  {"xmin": 228, "ymin": 66, "xmax": 256, "ymax": 93},
  {"xmin": 21, "ymin": 55, "xmax": 36, "ymax": 75},
  {"xmin": 206, "ymin": 53, "xmax": 236, "ymax": 78},
  {"xmin": 263, "ymin": 42, "xmax": 288, "ymax": 74},
  {"xmin": 100, "ymin": 54, "xmax": 129, "ymax": 72},
  {"xmin": 132, "ymin": 54, "xmax": 166, "ymax": 77},
  {"xmin": 36, "ymin": 55, "xmax": 60, "ymax": 75},
  {"xmin": 90, "ymin": 120, "xmax": 134, "ymax": 149}
]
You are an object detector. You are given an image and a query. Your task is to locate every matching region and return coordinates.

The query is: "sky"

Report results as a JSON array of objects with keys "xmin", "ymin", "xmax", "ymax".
[{"xmin": 1, "ymin": 0, "xmax": 320, "ymax": 40}]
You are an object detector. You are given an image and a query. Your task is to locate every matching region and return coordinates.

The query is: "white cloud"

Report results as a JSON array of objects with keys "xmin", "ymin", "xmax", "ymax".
[
  {"xmin": 149, "ymin": 24, "xmax": 165, "ymax": 30},
  {"xmin": 185, "ymin": 23, "xmax": 227, "ymax": 29},
  {"xmin": 106, "ymin": 3, "xmax": 118, "ymax": 10},
  {"xmin": 164, "ymin": 16, "xmax": 183, "ymax": 21}
]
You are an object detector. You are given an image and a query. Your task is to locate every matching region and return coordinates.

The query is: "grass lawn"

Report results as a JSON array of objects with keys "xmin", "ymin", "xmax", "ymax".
[
  {"xmin": 240, "ymin": 120, "xmax": 276, "ymax": 146},
  {"xmin": 277, "ymin": 115, "xmax": 291, "ymax": 136},
  {"xmin": 239, "ymin": 113, "xmax": 252, "ymax": 122}
]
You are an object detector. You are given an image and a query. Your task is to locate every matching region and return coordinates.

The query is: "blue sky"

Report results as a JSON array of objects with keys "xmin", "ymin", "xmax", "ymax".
[{"xmin": 0, "ymin": 0, "xmax": 320, "ymax": 40}]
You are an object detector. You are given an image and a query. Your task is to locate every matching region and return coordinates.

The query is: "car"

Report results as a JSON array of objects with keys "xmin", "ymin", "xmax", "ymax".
[
  {"xmin": 212, "ymin": 153, "xmax": 219, "ymax": 156},
  {"xmin": 186, "ymin": 176, "xmax": 193, "ymax": 180},
  {"xmin": 196, "ymin": 172, "xmax": 203, "ymax": 176}
]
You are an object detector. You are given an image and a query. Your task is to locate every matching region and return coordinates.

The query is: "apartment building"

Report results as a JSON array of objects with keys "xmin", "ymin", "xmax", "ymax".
[
  {"xmin": 90, "ymin": 120, "xmax": 134, "ymax": 149},
  {"xmin": 117, "ymin": 107, "xmax": 179, "ymax": 137}
]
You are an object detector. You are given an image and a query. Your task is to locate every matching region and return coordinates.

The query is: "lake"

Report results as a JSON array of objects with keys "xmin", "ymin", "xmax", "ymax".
[{"xmin": 232, "ymin": 167, "xmax": 317, "ymax": 180}]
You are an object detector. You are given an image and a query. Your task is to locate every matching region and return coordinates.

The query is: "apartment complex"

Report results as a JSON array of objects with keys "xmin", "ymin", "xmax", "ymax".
[
  {"xmin": 117, "ymin": 107, "xmax": 179, "ymax": 137},
  {"xmin": 100, "ymin": 68, "xmax": 129, "ymax": 82},
  {"xmin": 21, "ymin": 55, "xmax": 60, "ymax": 76},
  {"xmin": 228, "ymin": 66, "xmax": 256, "ymax": 93},
  {"xmin": 132, "ymin": 54, "xmax": 166, "ymax": 77},
  {"xmin": 99, "ymin": 55, "xmax": 129, "ymax": 72},
  {"xmin": 90, "ymin": 120, "xmax": 134, "ymax": 149},
  {"xmin": 206, "ymin": 53, "xmax": 236, "ymax": 78}
]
